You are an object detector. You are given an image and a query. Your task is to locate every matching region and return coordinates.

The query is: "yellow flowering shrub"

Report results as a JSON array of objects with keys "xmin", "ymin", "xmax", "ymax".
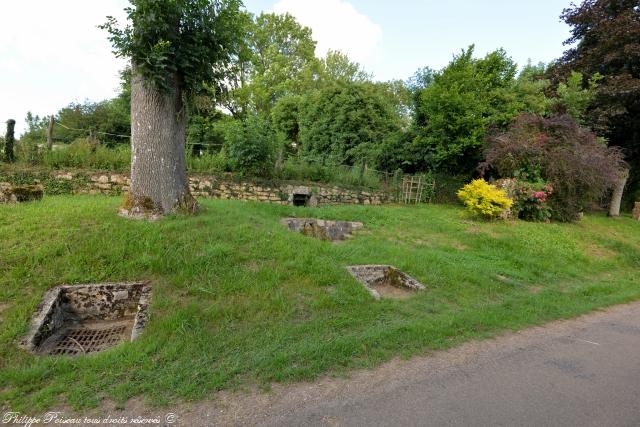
[{"xmin": 457, "ymin": 179, "xmax": 513, "ymax": 219}]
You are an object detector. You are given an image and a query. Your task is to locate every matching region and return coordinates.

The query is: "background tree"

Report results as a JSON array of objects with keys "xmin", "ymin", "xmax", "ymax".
[
  {"xmin": 554, "ymin": 71, "xmax": 601, "ymax": 124},
  {"xmin": 298, "ymin": 82, "xmax": 402, "ymax": 166},
  {"xmin": 319, "ymin": 50, "xmax": 371, "ymax": 83},
  {"xmin": 412, "ymin": 46, "xmax": 548, "ymax": 175},
  {"xmin": 102, "ymin": 0, "xmax": 243, "ymax": 217},
  {"xmin": 552, "ymin": 0, "xmax": 640, "ymax": 204},
  {"xmin": 271, "ymin": 94, "xmax": 303, "ymax": 153},
  {"xmin": 244, "ymin": 12, "xmax": 317, "ymax": 115},
  {"xmin": 223, "ymin": 114, "xmax": 277, "ymax": 176}
]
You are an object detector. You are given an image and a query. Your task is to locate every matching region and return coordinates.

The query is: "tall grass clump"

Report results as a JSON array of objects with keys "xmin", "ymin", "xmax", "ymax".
[
  {"xmin": 276, "ymin": 159, "xmax": 386, "ymax": 189},
  {"xmin": 42, "ymin": 139, "xmax": 130, "ymax": 171},
  {"xmin": 186, "ymin": 151, "xmax": 228, "ymax": 174}
]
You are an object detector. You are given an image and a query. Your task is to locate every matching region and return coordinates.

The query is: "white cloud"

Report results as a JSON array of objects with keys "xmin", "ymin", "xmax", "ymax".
[
  {"xmin": 0, "ymin": 1, "xmax": 129, "ymax": 135},
  {"xmin": 272, "ymin": 0, "xmax": 382, "ymax": 64},
  {"xmin": 0, "ymin": 0, "xmax": 382, "ymax": 135}
]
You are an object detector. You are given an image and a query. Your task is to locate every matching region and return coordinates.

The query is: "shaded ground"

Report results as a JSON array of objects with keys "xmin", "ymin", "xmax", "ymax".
[{"xmin": 52, "ymin": 300, "xmax": 640, "ymax": 426}]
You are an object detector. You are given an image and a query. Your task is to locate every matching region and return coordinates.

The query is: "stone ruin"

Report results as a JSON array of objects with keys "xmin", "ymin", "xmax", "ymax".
[
  {"xmin": 23, "ymin": 282, "xmax": 151, "ymax": 356},
  {"xmin": 0, "ymin": 183, "xmax": 43, "ymax": 204},
  {"xmin": 282, "ymin": 218, "xmax": 363, "ymax": 241},
  {"xmin": 347, "ymin": 265, "xmax": 426, "ymax": 300},
  {"xmin": 633, "ymin": 202, "xmax": 640, "ymax": 221}
]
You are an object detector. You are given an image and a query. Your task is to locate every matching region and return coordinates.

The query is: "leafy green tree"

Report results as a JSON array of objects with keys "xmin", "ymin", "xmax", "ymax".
[
  {"xmin": 223, "ymin": 114, "xmax": 277, "ymax": 176},
  {"xmin": 413, "ymin": 46, "xmax": 548, "ymax": 174},
  {"xmin": 216, "ymin": 12, "xmax": 318, "ymax": 119},
  {"xmin": 187, "ymin": 112, "xmax": 226, "ymax": 156},
  {"xmin": 319, "ymin": 50, "xmax": 371, "ymax": 83},
  {"xmin": 298, "ymin": 82, "xmax": 402, "ymax": 166},
  {"xmin": 215, "ymin": 11, "xmax": 254, "ymax": 118},
  {"xmin": 271, "ymin": 94, "xmax": 303, "ymax": 152},
  {"xmin": 555, "ymin": 71, "xmax": 601, "ymax": 124},
  {"xmin": 513, "ymin": 62, "xmax": 552, "ymax": 116},
  {"xmin": 101, "ymin": 0, "xmax": 243, "ymax": 216},
  {"xmin": 247, "ymin": 13, "xmax": 317, "ymax": 114}
]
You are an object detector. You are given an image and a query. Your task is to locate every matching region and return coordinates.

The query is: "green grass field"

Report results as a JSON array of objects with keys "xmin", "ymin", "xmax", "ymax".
[{"xmin": 1, "ymin": 196, "xmax": 639, "ymax": 410}]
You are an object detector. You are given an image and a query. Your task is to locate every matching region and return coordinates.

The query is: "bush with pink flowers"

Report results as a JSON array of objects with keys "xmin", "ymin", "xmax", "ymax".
[{"xmin": 498, "ymin": 178, "xmax": 553, "ymax": 222}]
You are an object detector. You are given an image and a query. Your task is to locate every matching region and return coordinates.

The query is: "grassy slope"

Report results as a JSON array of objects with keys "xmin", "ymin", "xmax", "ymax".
[{"xmin": 1, "ymin": 196, "xmax": 639, "ymax": 410}]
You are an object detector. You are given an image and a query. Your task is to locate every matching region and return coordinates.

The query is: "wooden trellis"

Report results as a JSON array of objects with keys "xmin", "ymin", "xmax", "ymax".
[{"xmin": 401, "ymin": 175, "xmax": 435, "ymax": 204}]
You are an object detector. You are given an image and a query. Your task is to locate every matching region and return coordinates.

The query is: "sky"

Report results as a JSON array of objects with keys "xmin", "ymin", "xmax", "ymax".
[{"xmin": 0, "ymin": 0, "xmax": 572, "ymax": 136}]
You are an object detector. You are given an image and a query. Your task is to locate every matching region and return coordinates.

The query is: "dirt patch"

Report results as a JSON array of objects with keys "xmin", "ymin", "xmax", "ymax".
[
  {"xmin": 528, "ymin": 285, "xmax": 544, "ymax": 294},
  {"xmin": 370, "ymin": 282, "xmax": 415, "ymax": 299},
  {"xmin": 466, "ymin": 226, "xmax": 502, "ymax": 239},
  {"xmin": 347, "ymin": 265, "xmax": 426, "ymax": 300},
  {"xmin": 453, "ymin": 242, "xmax": 469, "ymax": 250},
  {"xmin": 496, "ymin": 275, "xmax": 511, "ymax": 283},
  {"xmin": 582, "ymin": 244, "xmax": 618, "ymax": 260}
]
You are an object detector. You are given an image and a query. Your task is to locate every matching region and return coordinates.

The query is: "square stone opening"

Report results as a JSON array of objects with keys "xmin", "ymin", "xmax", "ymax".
[
  {"xmin": 287, "ymin": 186, "xmax": 318, "ymax": 207},
  {"xmin": 292, "ymin": 193, "xmax": 311, "ymax": 207},
  {"xmin": 347, "ymin": 265, "xmax": 425, "ymax": 300},
  {"xmin": 23, "ymin": 282, "xmax": 151, "ymax": 356},
  {"xmin": 282, "ymin": 218, "xmax": 363, "ymax": 241}
]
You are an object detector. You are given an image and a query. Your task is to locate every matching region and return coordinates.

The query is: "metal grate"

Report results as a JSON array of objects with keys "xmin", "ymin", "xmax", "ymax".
[{"xmin": 48, "ymin": 325, "xmax": 128, "ymax": 356}]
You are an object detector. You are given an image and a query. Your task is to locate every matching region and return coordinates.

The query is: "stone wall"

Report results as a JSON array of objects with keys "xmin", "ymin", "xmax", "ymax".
[{"xmin": 2, "ymin": 170, "xmax": 395, "ymax": 206}]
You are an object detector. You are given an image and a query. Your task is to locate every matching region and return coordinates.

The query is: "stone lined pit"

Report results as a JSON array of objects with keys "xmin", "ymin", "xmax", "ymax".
[
  {"xmin": 347, "ymin": 265, "xmax": 425, "ymax": 300},
  {"xmin": 0, "ymin": 183, "xmax": 43, "ymax": 204},
  {"xmin": 282, "ymin": 218, "xmax": 363, "ymax": 241},
  {"xmin": 23, "ymin": 282, "xmax": 151, "ymax": 356}
]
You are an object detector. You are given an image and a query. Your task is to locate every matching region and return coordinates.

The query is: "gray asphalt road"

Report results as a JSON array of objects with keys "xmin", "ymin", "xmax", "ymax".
[{"xmin": 194, "ymin": 302, "xmax": 640, "ymax": 427}]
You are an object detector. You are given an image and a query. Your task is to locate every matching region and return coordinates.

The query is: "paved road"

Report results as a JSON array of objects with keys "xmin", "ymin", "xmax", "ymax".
[{"xmin": 193, "ymin": 302, "xmax": 640, "ymax": 427}]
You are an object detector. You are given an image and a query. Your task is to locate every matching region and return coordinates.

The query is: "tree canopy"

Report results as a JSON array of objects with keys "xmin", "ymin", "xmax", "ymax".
[
  {"xmin": 553, "ymin": 0, "xmax": 640, "ymax": 201},
  {"xmin": 297, "ymin": 82, "xmax": 402, "ymax": 166},
  {"xmin": 101, "ymin": 0, "xmax": 244, "ymax": 95},
  {"xmin": 412, "ymin": 46, "xmax": 548, "ymax": 174}
]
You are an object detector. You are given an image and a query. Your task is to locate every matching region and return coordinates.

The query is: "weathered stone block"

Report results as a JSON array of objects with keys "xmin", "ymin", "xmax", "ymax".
[
  {"xmin": 110, "ymin": 174, "xmax": 129, "ymax": 185},
  {"xmin": 633, "ymin": 202, "xmax": 640, "ymax": 220},
  {"xmin": 347, "ymin": 265, "xmax": 426, "ymax": 300},
  {"xmin": 91, "ymin": 175, "xmax": 109, "ymax": 184},
  {"xmin": 0, "ymin": 183, "xmax": 44, "ymax": 203},
  {"xmin": 282, "ymin": 218, "xmax": 363, "ymax": 241}
]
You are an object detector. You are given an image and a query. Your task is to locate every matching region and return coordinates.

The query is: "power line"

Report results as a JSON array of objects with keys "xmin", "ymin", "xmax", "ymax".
[{"xmin": 54, "ymin": 121, "xmax": 131, "ymax": 139}]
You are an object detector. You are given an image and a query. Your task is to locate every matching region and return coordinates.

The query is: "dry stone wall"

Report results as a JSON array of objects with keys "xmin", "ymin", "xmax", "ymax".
[{"xmin": 2, "ymin": 171, "xmax": 394, "ymax": 206}]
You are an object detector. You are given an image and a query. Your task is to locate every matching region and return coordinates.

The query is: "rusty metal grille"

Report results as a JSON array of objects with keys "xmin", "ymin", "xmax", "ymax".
[{"xmin": 48, "ymin": 325, "xmax": 128, "ymax": 356}]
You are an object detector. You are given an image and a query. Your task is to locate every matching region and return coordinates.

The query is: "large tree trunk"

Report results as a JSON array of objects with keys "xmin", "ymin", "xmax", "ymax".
[
  {"xmin": 120, "ymin": 70, "xmax": 197, "ymax": 219},
  {"xmin": 608, "ymin": 168, "xmax": 629, "ymax": 217}
]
